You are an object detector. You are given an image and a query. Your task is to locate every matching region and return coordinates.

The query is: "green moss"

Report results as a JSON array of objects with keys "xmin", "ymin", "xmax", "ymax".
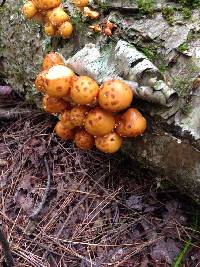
[
  {"xmin": 173, "ymin": 61, "xmax": 198, "ymax": 97},
  {"xmin": 162, "ymin": 6, "xmax": 175, "ymax": 25},
  {"xmin": 181, "ymin": 7, "xmax": 192, "ymax": 19},
  {"xmin": 177, "ymin": 42, "xmax": 189, "ymax": 53},
  {"xmin": 137, "ymin": 0, "xmax": 156, "ymax": 15},
  {"xmin": 177, "ymin": 0, "xmax": 200, "ymax": 8}
]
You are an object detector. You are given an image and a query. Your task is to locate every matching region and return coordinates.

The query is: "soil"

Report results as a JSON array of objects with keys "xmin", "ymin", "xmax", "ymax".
[{"xmin": 0, "ymin": 109, "xmax": 200, "ymax": 266}]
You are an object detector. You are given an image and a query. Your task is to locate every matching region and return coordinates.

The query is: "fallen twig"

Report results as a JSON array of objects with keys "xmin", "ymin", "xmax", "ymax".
[
  {"xmin": 0, "ymin": 227, "xmax": 14, "ymax": 267},
  {"xmin": 30, "ymin": 156, "xmax": 51, "ymax": 220}
]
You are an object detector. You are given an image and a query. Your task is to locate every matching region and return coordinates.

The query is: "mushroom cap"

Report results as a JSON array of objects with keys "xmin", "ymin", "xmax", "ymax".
[
  {"xmin": 43, "ymin": 52, "xmax": 64, "ymax": 71},
  {"xmin": 45, "ymin": 65, "xmax": 76, "ymax": 98},
  {"xmin": 55, "ymin": 121, "xmax": 74, "ymax": 140},
  {"xmin": 75, "ymin": 129, "xmax": 95, "ymax": 150},
  {"xmin": 58, "ymin": 21, "xmax": 73, "ymax": 39},
  {"xmin": 73, "ymin": 0, "xmax": 89, "ymax": 8},
  {"xmin": 98, "ymin": 80, "xmax": 133, "ymax": 112},
  {"xmin": 44, "ymin": 22, "xmax": 57, "ymax": 37},
  {"xmin": 116, "ymin": 108, "xmax": 147, "ymax": 137},
  {"xmin": 43, "ymin": 95, "xmax": 70, "ymax": 113},
  {"xmin": 60, "ymin": 110, "xmax": 75, "ymax": 129},
  {"xmin": 35, "ymin": 70, "xmax": 48, "ymax": 93},
  {"xmin": 70, "ymin": 76, "xmax": 99, "ymax": 105},
  {"xmin": 32, "ymin": 0, "xmax": 61, "ymax": 10},
  {"xmin": 22, "ymin": 1, "xmax": 38, "ymax": 19},
  {"xmin": 70, "ymin": 106, "xmax": 89, "ymax": 127},
  {"xmin": 95, "ymin": 132, "xmax": 122, "ymax": 154},
  {"xmin": 49, "ymin": 7, "xmax": 70, "ymax": 26},
  {"xmin": 84, "ymin": 107, "xmax": 115, "ymax": 136}
]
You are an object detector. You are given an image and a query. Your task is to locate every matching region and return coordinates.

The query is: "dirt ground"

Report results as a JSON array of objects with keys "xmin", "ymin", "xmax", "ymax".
[{"xmin": 0, "ymin": 109, "xmax": 200, "ymax": 266}]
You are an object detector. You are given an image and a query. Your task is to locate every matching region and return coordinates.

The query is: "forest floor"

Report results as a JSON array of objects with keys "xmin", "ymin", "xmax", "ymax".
[{"xmin": 0, "ymin": 101, "xmax": 200, "ymax": 266}]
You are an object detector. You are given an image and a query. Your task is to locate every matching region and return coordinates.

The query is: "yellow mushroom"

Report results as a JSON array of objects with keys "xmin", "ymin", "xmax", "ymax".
[
  {"xmin": 55, "ymin": 121, "xmax": 75, "ymax": 140},
  {"xmin": 84, "ymin": 107, "xmax": 115, "ymax": 136},
  {"xmin": 95, "ymin": 132, "xmax": 122, "ymax": 153},
  {"xmin": 98, "ymin": 80, "xmax": 133, "ymax": 112},
  {"xmin": 58, "ymin": 21, "xmax": 73, "ymax": 38},
  {"xmin": 45, "ymin": 65, "xmax": 76, "ymax": 98},
  {"xmin": 115, "ymin": 108, "xmax": 147, "ymax": 137},
  {"xmin": 22, "ymin": 1, "xmax": 38, "ymax": 19},
  {"xmin": 70, "ymin": 76, "xmax": 99, "ymax": 105},
  {"xmin": 75, "ymin": 129, "xmax": 95, "ymax": 150}
]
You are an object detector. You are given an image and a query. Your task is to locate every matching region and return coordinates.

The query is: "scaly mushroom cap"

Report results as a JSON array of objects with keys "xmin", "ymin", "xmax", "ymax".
[
  {"xmin": 98, "ymin": 80, "xmax": 133, "ymax": 112},
  {"xmin": 71, "ymin": 76, "xmax": 99, "ymax": 105},
  {"xmin": 73, "ymin": 0, "xmax": 89, "ymax": 8},
  {"xmin": 45, "ymin": 65, "xmax": 76, "ymax": 98},
  {"xmin": 60, "ymin": 110, "xmax": 75, "ymax": 129},
  {"xmin": 55, "ymin": 121, "xmax": 74, "ymax": 140},
  {"xmin": 43, "ymin": 95, "xmax": 70, "ymax": 113},
  {"xmin": 44, "ymin": 22, "xmax": 57, "ymax": 36},
  {"xmin": 115, "ymin": 108, "xmax": 147, "ymax": 137},
  {"xmin": 43, "ymin": 52, "xmax": 64, "ymax": 71},
  {"xmin": 84, "ymin": 107, "xmax": 115, "ymax": 136},
  {"xmin": 22, "ymin": 1, "xmax": 38, "ymax": 19},
  {"xmin": 75, "ymin": 129, "xmax": 95, "ymax": 150},
  {"xmin": 35, "ymin": 70, "xmax": 48, "ymax": 93},
  {"xmin": 49, "ymin": 7, "xmax": 70, "ymax": 26},
  {"xmin": 95, "ymin": 132, "xmax": 122, "ymax": 154},
  {"xmin": 70, "ymin": 106, "xmax": 89, "ymax": 127},
  {"xmin": 32, "ymin": 0, "xmax": 61, "ymax": 10},
  {"xmin": 58, "ymin": 21, "xmax": 73, "ymax": 39}
]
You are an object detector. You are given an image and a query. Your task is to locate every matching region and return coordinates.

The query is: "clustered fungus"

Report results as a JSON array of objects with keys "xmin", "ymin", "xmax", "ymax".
[
  {"xmin": 22, "ymin": 0, "xmax": 73, "ymax": 38},
  {"xmin": 22, "ymin": 0, "xmax": 100, "ymax": 38},
  {"xmin": 35, "ymin": 52, "xmax": 147, "ymax": 153}
]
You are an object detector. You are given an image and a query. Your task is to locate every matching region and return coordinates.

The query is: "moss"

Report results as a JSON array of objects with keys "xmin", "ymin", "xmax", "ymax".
[
  {"xmin": 173, "ymin": 61, "xmax": 198, "ymax": 97},
  {"xmin": 181, "ymin": 7, "xmax": 192, "ymax": 19},
  {"xmin": 177, "ymin": 0, "xmax": 200, "ymax": 8},
  {"xmin": 136, "ymin": 0, "xmax": 156, "ymax": 15},
  {"xmin": 177, "ymin": 42, "xmax": 189, "ymax": 53},
  {"xmin": 162, "ymin": 6, "xmax": 175, "ymax": 25}
]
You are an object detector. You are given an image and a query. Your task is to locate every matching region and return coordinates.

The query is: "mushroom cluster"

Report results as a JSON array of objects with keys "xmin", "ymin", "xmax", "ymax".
[
  {"xmin": 22, "ymin": 0, "xmax": 73, "ymax": 38},
  {"xmin": 73, "ymin": 0, "xmax": 100, "ymax": 20},
  {"xmin": 35, "ymin": 52, "xmax": 147, "ymax": 153}
]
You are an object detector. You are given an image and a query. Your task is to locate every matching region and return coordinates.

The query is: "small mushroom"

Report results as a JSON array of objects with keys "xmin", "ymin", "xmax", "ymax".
[
  {"xmin": 35, "ymin": 70, "xmax": 48, "ymax": 93},
  {"xmin": 58, "ymin": 21, "xmax": 73, "ymax": 39},
  {"xmin": 49, "ymin": 7, "xmax": 70, "ymax": 27},
  {"xmin": 60, "ymin": 110, "xmax": 75, "ymax": 129},
  {"xmin": 70, "ymin": 106, "xmax": 89, "ymax": 127},
  {"xmin": 22, "ymin": 1, "xmax": 38, "ymax": 19},
  {"xmin": 43, "ymin": 95, "xmax": 70, "ymax": 113},
  {"xmin": 75, "ymin": 129, "xmax": 94, "ymax": 150},
  {"xmin": 32, "ymin": 0, "xmax": 61, "ymax": 11},
  {"xmin": 44, "ymin": 22, "xmax": 57, "ymax": 36},
  {"xmin": 83, "ymin": 7, "xmax": 100, "ymax": 19},
  {"xmin": 89, "ymin": 24, "xmax": 102, "ymax": 33},
  {"xmin": 73, "ymin": 0, "xmax": 89, "ymax": 8},
  {"xmin": 84, "ymin": 107, "xmax": 115, "ymax": 136},
  {"xmin": 95, "ymin": 132, "xmax": 122, "ymax": 154},
  {"xmin": 98, "ymin": 80, "xmax": 133, "ymax": 112},
  {"xmin": 55, "ymin": 121, "xmax": 74, "ymax": 140},
  {"xmin": 115, "ymin": 108, "xmax": 147, "ymax": 137},
  {"xmin": 71, "ymin": 76, "xmax": 99, "ymax": 105},
  {"xmin": 43, "ymin": 52, "xmax": 64, "ymax": 71},
  {"xmin": 45, "ymin": 65, "xmax": 76, "ymax": 98}
]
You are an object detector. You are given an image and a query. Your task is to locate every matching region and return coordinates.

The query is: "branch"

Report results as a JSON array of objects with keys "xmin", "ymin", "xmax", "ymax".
[{"xmin": 30, "ymin": 156, "xmax": 51, "ymax": 220}]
